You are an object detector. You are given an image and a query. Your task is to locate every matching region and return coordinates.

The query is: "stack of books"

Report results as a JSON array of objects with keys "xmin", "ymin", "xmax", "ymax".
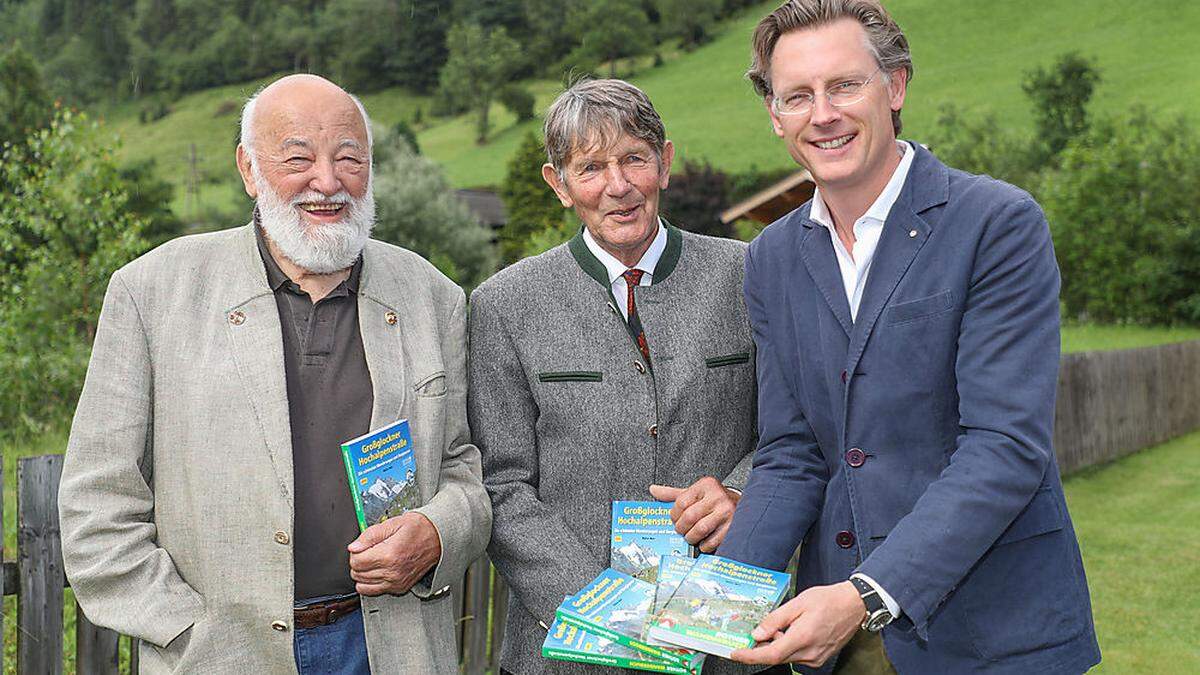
[{"xmin": 541, "ymin": 501, "xmax": 791, "ymax": 672}]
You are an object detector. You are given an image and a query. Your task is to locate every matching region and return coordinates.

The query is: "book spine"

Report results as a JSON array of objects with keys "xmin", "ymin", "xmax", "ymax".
[
  {"xmin": 340, "ymin": 444, "xmax": 368, "ymax": 532},
  {"xmin": 555, "ymin": 608, "xmax": 699, "ymax": 671},
  {"xmin": 542, "ymin": 647, "xmax": 691, "ymax": 674}
]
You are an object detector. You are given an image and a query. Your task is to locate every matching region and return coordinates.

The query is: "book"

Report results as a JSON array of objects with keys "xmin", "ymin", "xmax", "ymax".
[
  {"xmin": 646, "ymin": 554, "xmax": 791, "ymax": 658},
  {"xmin": 555, "ymin": 568, "xmax": 706, "ymax": 673},
  {"xmin": 542, "ymin": 616, "xmax": 695, "ymax": 674},
  {"xmin": 610, "ymin": 501, "xmax": 690, "ymax": 582},
  {"xmin": 645, "ymin": 554, "xmax": 696, "ymax": 645},
  {"xmin": 340, "ymin": 419, "xmax": 421, "ymax": 531}
]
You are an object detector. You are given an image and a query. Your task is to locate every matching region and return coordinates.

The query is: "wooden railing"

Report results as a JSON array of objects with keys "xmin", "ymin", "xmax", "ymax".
[{"xmin": 5, "ymin": 339, "xmax": 1199, "ymax": 672}]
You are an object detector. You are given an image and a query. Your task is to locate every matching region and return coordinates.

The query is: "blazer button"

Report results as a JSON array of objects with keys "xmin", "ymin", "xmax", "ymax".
[
  {"xmin": 274, "ymin": 531, "xmax": 290, "ymax": 545},
  {"xmin": 634, "ymin": 361, "xmax": 646, "ymax": 374},
  {"xmin": 271, "ymin": 620, "xmax": 288, "ymax": 632},
  {"xmin": 648, "ymin": 424, "xmax": 658, "ymax": 438},
  {"xmin": 836, "ymin": 530, "xmax": 856, "ymax": 548},
  {"xmin": 228, "ymin": 310, "xmax": 246, "ymax": 326},
  {"xmin": 845, "ymin": 448, "xmax": 866, "ymax": 467},
  {"xmin": 385, "ymin": 311, "xmax": 398, "ymax": 325},
  {"xmin": 840, "ymin": 370, "xmax": 848, "ymax": 384}
]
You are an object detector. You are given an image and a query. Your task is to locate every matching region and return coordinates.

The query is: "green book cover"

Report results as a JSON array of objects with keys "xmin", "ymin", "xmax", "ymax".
[
  {"xmin": 555, "ymin": 568, "xmax": 705, "ymax": 672},
  {"xmin": 647, "ymin": 554, "xmax": 791, "ymax": 658},
  {"xmin": 542, "ymin": 617, "xmax": 694, "ymax": 674},
  {"xmin": 645, "ymin": 554, "xmax": 696, "ymax": 645}
]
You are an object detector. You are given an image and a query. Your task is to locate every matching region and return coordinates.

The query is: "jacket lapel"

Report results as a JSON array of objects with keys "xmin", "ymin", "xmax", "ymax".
[
  {"xmin": 798, "ymin": 212, "xmax": 854, "ymax": 338},
  {"xmin": 844, "ymin": 145, "xmax": 950, "ymax": 379},
  {"xmin": 358, "ymin": 243, "xmax": 408, "ymax": 430},
  {"xmin": 223, "ymin": 224, "xmax": 294, "ymax": 507}
]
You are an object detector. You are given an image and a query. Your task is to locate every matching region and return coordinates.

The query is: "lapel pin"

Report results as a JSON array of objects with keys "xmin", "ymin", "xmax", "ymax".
[
  {"xmin": 228, "ymin": 310, "xmax": 246, "ymax": 326},
  {"xmin": 908, "ymin": 229, "xmax": 918, "ymax": 238},
  {"xmin": 385, "ymin": 311, "xmax": 398, "ymax": 326}
]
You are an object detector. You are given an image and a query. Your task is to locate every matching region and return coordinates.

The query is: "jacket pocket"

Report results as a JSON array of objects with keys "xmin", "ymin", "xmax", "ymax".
[
  {"xmin": 537, "ymin": 371, "xmax": 603, "ymax": 382},
  {"xmin": 705, "ymin": 352, "xmax": 751, "ymax": 368},
  {"xmin": 885, "ymin": 290, "xmax": 955, "ymax": 325},
  {"xmin": 414, "ymin": 371, "xmax": 448, "ymax": 398},
  {"xmin": 995, "ymin": 486, "xmax": 1064, "ymax": 546}
]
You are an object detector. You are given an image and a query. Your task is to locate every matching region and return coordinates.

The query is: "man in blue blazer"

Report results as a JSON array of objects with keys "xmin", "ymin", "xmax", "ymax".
[{"xmin": 717, "ymin": 2, "xmax": 1101, "ymax": 673}]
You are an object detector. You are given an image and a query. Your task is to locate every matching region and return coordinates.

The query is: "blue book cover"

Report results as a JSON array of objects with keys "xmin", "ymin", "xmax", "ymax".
[
  {"xmin": 610, "ymin": 501, "xmax": 690, "ymax": 582},
  {"xmin": 556, "ymin": 569, "xmax": 705, "ymax": 672},
  {"xmin": 647, "ymin": 554, "xmax": 792, "ymax": 658},
  {"xmin": 542, "ymin": 617, "xmax": 695, "ymax": 674},
  {"xmin": 340, "ymin": 419, "xmax": 420, "ymax": 531}
]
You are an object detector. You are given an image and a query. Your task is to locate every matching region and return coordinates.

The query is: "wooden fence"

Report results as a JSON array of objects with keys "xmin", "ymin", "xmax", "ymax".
[{"xmin": 4, "ymin": 339, "xmax": 1199, "ymax": 672}]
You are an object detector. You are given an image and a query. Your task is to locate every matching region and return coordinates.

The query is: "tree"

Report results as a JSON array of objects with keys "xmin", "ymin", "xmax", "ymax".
[
  {"xmin": 438, "ymin": 22, "xmax": 521, "ymax": 144},
  {"xmin": 497, "ymin": 84, "xmax": 536, "ymax": 123},
  {"xmin": 499, "ymin": 131, "xmax": 563, "ymax": 264},
  {"xmin": 0, "ymin": 42, "xmax": 52, "ymax": 150},
  {"xmin": 925, "ymin": 104, "xmax": 1039, "ymax": 191},
  {"xmin": 371, "ymin": 133, "xmax": 498, "ymax": 289},
  {"xmin": 0, "ymin": 110, "xmax": 149, "ymax": 435},
  {"xmin": 660, "ymin": 160, "xmax": 734, "ymax": 238},
  {"xmin": 1039, "ymin": 110, "xmax": 1200, "ymax": 324},
  {"xmin": 1022, "ymin": 52, "xmax": 1101, "ymax": 161},
  {"xmin": 655, "ymin": 0, "xmax": 721, "ymax": 49},
  {"xmin": 566, "ymin": 0, "xmax": 653, "ymax": 77}
]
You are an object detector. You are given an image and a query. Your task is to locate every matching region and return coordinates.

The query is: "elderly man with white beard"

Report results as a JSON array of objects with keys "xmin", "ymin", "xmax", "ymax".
[{"xmin": 58, "ymin": 74, "xmax": 490, "ymax": 675}]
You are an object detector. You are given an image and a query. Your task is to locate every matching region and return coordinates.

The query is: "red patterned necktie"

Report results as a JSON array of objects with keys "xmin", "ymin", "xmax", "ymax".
[{"xmin": 622, "ymin": 269, "xmax": 650, "ymax": 363}]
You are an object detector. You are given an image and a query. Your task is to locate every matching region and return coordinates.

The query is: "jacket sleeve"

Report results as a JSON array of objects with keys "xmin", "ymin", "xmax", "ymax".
[
  {"xmin": 58, "ymin": 270, "xmax": 205, "ymax": 648},
  {"xmin": 717, "ymin": 238, "xmax": 830, "ymax": 570},
  {"xmin": 856, "ymin": 197, "xmax": 1062, "ymax": 638},
  {"xmin": 467, "ymin": 291, "xmax": 605, "ymax": 624},
  {"xmin": 411, "ymin": 288, "xmax": 493, "ymax": 598},
  {"xmin": 720, "ymin": 343, "xmax": 759, "ymax": 492}
]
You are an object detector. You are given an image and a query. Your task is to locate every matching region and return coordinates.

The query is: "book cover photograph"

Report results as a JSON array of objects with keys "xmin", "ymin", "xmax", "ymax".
[
  {"xmin": 556, "ymin": 568, "xmax": 706, "ymax": 672},
  {"xmin": 646, "ymin": 554, "xmax": 791, "ymax": 658},
  {"xmin": 542, "ymin": 617, "xmax": 695, "ymax": 674},
  {"xmin": 610, "ymin": 500, "xmax": 690, "ymax": 582},
  {"xmin": 646, "ymin": 554, "xmax": 696, "ymax": 645},
  {"xmin": 340, "ymin": 419, "xmax": 420, "ymax": 531}
]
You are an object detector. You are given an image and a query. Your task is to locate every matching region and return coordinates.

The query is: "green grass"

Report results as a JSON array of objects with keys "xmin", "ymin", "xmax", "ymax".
[
  {"xmin": 1062, "ymin": 324, "xmax": 1200, "ymax": 354},
  {"xmin": 1064, "ymin": 430, "xmax": 1200, "ymax": 674},
  {"xmin": 97, "ymin": 0, "xmax": 1200, "ymax": 202}
]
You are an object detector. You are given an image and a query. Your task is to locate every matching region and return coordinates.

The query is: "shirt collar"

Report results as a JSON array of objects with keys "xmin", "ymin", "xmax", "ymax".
[
  {"xmin": 582, "ymin": 218, "xmax": 668, "ymax": 285},
  {"xmin": 810, "ymin": 140, "xmax": 915, "ymax": 230},
  {"xmin": 253, "ymin": 209, "xmax": 363, "ymax": 295}
]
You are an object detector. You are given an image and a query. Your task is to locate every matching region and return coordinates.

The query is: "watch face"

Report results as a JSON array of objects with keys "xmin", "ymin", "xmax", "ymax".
[{"xmin": 866, "ymin": 611, "xmax": 893, "ymax": 633}]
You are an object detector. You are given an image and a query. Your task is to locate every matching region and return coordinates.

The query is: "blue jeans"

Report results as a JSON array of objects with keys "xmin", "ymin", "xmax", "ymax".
[{"xmin": 293, "ymin": 596, "xmax": 371, "ymax": 675}]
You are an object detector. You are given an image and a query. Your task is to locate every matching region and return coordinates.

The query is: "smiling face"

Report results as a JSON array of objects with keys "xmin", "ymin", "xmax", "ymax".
[
  {"xmin": 542, "ymin": 134, "xmax": 675, "ymax": 266},
  {"xmin": 236, "ymin": 75, "xmax": 374, "ymax": 273},
  {"xmin": 765, "ymin": 18, "xmax": 906, "ymax": 199}
]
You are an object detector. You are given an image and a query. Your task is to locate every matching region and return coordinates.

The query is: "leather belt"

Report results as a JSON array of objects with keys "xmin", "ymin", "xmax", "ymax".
[{"xmin": 294, "ymin": 595, "xmax": 361, "ymax": 629}]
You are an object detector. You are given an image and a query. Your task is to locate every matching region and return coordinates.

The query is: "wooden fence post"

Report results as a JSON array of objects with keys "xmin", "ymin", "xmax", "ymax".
[
  {"xmin": 76, "ymin": 599, "xmax": 120, "ymax": 674},
  {"xmin": 17, "ymin": 454, "xmax": 65, "ymax": 675},
  {"xmin": 461, "ymin": 556, "xmax": 491, "ymax": 674},
  {"xmin": 489, "ymin": 568, "xmax": 509, "ymax": 673}
]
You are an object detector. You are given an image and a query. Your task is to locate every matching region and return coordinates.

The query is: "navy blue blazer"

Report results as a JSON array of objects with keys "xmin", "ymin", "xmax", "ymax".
[{"xmin": 718, "ymin": 145, "xmax": 1101, "ymax": 674}]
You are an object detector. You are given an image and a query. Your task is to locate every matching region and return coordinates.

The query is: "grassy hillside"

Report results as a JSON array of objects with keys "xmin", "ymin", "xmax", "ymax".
[{"xmin": 101, "ymin": 0, "xmax": 1200, "ymax": 214}]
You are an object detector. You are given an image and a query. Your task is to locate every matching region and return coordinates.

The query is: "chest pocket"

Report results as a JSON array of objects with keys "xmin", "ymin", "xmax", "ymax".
[
  {"xmin": 885, "ymin": 290, "xmax": 955, "ymax": 325},
  {"xmin": 537, "ymin": 371, "xmax": 603, "ymax": 383}
]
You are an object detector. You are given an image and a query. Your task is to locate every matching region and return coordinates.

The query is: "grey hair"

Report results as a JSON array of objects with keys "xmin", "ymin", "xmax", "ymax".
[
  {"xmin": 542, "ymin": 78, "xmax": 666, "ymax": 178},
  {"xmin": 748, "ymin": 0, "xmax": 913, "ymax": 134},
  {"xmin": 238, "ymin": 86, "xmax": 374, "ymax": 167}
]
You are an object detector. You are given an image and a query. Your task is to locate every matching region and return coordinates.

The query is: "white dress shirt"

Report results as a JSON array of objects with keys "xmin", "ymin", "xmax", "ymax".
[
  {"xmin": 810, "ymin": 142, "xmax": 916, "ymax": 621},
  {"xmin": 582, "ymin": 220, "xmax": 667, "ymax": 320}
]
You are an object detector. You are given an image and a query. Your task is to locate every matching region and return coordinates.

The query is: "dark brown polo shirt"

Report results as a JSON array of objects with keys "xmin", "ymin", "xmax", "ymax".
[{"xmin": 256, "ymin": 225, "xmax": 373, "ymax": 601}]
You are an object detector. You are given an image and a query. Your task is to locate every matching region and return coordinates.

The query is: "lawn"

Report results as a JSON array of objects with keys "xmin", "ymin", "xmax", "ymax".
[{"xmin": 97, "ymin": 0, "xmax": 1200, "ymax": 203}]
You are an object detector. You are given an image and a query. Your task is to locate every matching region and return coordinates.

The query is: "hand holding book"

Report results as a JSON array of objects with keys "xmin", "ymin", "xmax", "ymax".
[
  {"xmin": 728, "ymin": 580, "xmax": 864, "ymax": 668},
  {"xmin": 649, "ymin": 476, "xmax": 740, "ymax": 552},
  {"xmin": 347, "ymin": 511, "xmax": 441, "ymax": 596}
]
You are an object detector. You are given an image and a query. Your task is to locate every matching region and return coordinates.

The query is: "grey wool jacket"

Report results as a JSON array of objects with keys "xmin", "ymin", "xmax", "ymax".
[{"xmin": 469, "ymin": 225, "xmax": 760, "ymax": 675}]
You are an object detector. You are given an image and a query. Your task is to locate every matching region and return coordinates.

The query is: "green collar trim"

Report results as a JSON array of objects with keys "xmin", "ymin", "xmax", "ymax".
[{"xmin": 567, "ymin": 222, "xmax": 683, "ymax": 288}]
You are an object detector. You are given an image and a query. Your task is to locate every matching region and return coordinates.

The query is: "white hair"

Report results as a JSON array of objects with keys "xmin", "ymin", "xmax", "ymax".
[{"xmin": 238, "ymin": 85, "xmax": 374, "ymax": 166}]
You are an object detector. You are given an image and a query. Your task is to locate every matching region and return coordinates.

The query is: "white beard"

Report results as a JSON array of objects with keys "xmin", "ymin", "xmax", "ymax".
[{"xmin": 253, "ymin": 165, "xmax": 375, "ymax": 274}]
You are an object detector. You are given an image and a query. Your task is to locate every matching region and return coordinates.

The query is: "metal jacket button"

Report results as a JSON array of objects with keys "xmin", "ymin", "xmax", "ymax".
[
  {"xmin": 634, "ymin": 361, "xmax": 646, "ymax": 374},
  {"xmin": 836, "ymin": 530, "xmax": 856, "ymax": 548},
  {"xmin": 648, "ymin": 424, "xmax": 658, "ymax": 438},
  {"xmin": 274, "ymin": 531, "xmax": 290, "ymax": 545},
  {"xmin": 845, "ymin": 448, "xmax": 866, "ymax": 467},
  {"xmin": 271, "ymin": 620, "xmax": 288, "ymax": 632},
  {"xmin": 228, "ymin": 310, "xmax": 245, "ymax": 325}
]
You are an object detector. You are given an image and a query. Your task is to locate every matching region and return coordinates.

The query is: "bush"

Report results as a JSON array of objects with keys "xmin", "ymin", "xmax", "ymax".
[
  {"xmin": 1039, "ymin": 110, "xmax": 1200, "ymax": 324},
  {"xmin": 499, "ymin": 132, "xmax": 563, "ymax": 265},
  {"xmin": 497, "ymin": 85, "xmax": 536, "ymax": 123},
  {"xmin": 0, "ymin": 110, "xmax": 149, "ymax": 437},
  {"xmin": 660, "ymin": 160, "xmax": 733, "ymax": 238},
  {"xmin": 370, "ymin": 133, "xmax": 498, "ymax": 289}
]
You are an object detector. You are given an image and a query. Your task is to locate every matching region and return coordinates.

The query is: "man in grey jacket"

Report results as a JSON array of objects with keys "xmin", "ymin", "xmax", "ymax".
[
  {"xmin": 470, "ymin": 79, "xmax": 777, "ymax": 675},
  {"xmin": 59, "ymin": 74, "xmax": 490, "ymax": 674}
]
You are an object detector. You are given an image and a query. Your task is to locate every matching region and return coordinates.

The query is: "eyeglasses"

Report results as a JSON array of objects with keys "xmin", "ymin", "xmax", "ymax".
[{"xmin": 771, "ymin": 69, "xmax": 884, "ymax": 116}]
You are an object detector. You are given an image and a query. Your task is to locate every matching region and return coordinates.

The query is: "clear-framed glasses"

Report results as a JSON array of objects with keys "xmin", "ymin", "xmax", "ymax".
[{"xmin": 771, "ymin": 68, "xmax": 884, "ymax": 116}]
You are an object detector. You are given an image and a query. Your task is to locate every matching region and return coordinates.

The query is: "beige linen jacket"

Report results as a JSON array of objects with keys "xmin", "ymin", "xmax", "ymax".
[{"xmin": 58, "ymin": 223, "xmax": 490, "ymax": 674}]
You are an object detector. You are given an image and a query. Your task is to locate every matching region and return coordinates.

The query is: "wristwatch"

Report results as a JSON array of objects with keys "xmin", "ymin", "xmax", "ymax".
[{"xmin": 849, "ymin": 576, "xmax": 894, "ymax": 632}]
